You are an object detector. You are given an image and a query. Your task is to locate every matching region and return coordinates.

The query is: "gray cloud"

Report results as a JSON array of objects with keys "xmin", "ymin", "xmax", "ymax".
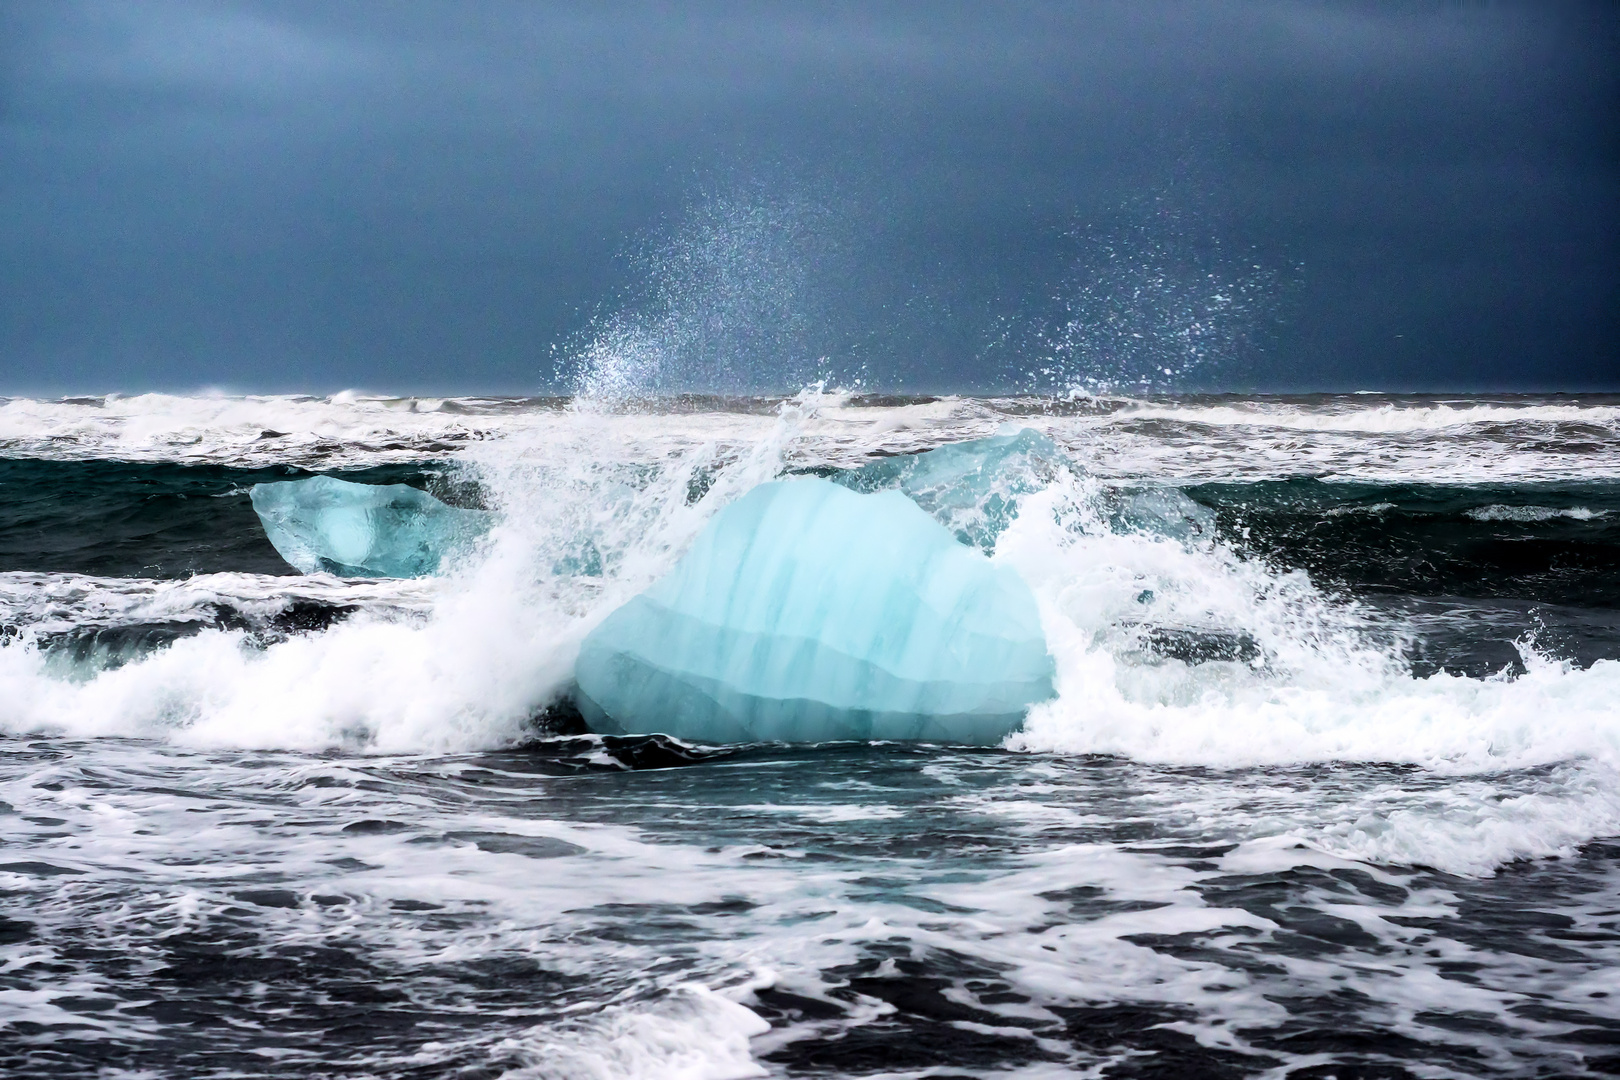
[
  {"xmin": 0, "ymin": 0, "xmax": 1614, "ymax": 393},
  {"xmin": 33, "ymin": 2, "xmax": 367, "ymax": 91}
]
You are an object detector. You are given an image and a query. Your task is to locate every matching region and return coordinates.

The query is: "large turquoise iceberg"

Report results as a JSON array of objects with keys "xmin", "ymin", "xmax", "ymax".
[
  {"xmin": 250, "ymin": 476, "xmax": 492, "ymax": 578},
  {"xmin": 574, "ymin": 477, "xmax": 1055, "ymax": 744}
]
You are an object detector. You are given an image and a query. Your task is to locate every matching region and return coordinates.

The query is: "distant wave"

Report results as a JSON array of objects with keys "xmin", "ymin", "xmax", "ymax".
[{"xmin": 2, "ymin": 392, "xmax": 1617, "ymax": 484}]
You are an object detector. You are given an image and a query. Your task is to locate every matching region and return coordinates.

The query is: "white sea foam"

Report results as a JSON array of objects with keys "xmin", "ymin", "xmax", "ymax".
[
  {"xmin": 0, "ymin": 392, "xmax": 533, "ymax": 466},
  {"xmin": 997, "ymin": 478, "xmax": 1620, "ymax": 773},
  {"xmin": 1098, "ymin": 398, "xmax": 1620, "ymax": 432},
  {"xmin": 2, "ymin": 391, "xmax": 1617, "ymax": 483},
  {"xmin": 490, "ymin": 986, "xmax": 770, "ymax": 1080},
  {"xmin": 1305, "ymin": 761, "xmax": 1620, "ymax": 876},
  {"xmin": 0, "ymin": 571, "xmax": 434, "ymax": 633},
  {"xmin": 1466, "ymin": 504, "xmax": 1605, "ymax": 522}
]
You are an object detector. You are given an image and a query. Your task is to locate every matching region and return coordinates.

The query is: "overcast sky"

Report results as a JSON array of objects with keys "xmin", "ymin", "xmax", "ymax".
[{"xmin": 1, "ymin": 0, "xmax": 1615, "ymax": 394}]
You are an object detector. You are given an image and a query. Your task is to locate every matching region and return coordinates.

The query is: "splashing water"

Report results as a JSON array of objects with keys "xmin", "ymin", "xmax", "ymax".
[
  {"xmin": 1022, "ymin": 189, "xmax": 1288, "ymax": 395},
  {"xmin": 564, "ymin": 187, "xmax": 860, "ymax": 403},
  {"xmin": 1, "ymin": 391, "xmax": 1618, "ymax": 1077},
  {"xmin": 0, "ymin": 391, "xmax": 1614, "ymax": 810}
]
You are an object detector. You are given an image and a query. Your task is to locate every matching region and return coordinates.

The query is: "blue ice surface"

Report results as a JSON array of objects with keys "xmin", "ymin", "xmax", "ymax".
[
  {"xmin": 574, "ymin": 477, "xmax": 1055, "ymax": 745},
  {"xmin": 838, "ymin": 426, "xmax": 1064, "ymax": 551},
  {"xmin": 249, "ymin": 476, "xmax": 492, "ymax": 578},
  {"xmin": 842, "ymin": 425, "xmax": 1213, "ymax": 548}
]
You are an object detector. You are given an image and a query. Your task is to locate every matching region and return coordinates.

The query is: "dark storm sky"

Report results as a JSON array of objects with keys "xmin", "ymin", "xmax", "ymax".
[{"xmin": 1, "ymin": 1, "xmax": 1615, "ymax": 395}]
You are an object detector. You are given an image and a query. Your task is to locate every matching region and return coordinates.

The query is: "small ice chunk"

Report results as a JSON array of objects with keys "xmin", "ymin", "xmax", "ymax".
[
  {"xmin": 575, "ymin": 478, "xmax": 1055, "ymax": 744},
  {"xmin": 249, "ymin": 476, "xmax": 491, "ymax": 578}
]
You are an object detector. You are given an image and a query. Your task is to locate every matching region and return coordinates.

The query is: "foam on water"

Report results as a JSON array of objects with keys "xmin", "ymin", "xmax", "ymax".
[
  {"xmin": 473, "ymin": 985, "xmax": 771, "ymax": 1080},
  {"xmin": 1467, "ymin": 504, "xmax": 1607, "ymax": 522},
  {"xmin": 0, "ymin": 571, "xmax": 434, "ymax": 634},
  {"xmin": 995, "ymin": 479, "xmax": 1620, "ymax": 773},
  {"xmin": 1099, "ymin": 398, "xmax": 1620, "ymax": 432},
  {"xmin": 4, "ymin": 739, "xmax": 1615, "ymax": 1077},
  {"xmin": 6, "ymin": 391, "xmax": 1617, "ymax": 483},
  {"xmin": 0, "ymin": 393, "xmax": 540, "ymax": 467}
]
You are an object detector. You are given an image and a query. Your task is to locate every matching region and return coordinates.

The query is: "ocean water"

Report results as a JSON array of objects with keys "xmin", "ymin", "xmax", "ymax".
[{"xmin": 1, "ymin": 390, "xmax": 1618, "ymax": 1079}]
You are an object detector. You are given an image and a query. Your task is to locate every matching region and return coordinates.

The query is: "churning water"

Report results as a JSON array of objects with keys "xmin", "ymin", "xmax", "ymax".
[{"xmin": 1, "ymin": 390, "xmax": 1618, "ymax": 1078}]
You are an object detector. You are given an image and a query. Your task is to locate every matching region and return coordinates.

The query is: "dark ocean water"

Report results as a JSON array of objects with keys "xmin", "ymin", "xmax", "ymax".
[{"xmin": 1, "ymin": 392, "xmax": 1618, "ymax": 1078}]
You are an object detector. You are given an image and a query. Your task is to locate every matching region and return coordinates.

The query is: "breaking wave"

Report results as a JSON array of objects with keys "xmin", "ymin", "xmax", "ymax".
[{"xmin": 0, "ymin": 392, "xmax": 1616, "ymax": 878}]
